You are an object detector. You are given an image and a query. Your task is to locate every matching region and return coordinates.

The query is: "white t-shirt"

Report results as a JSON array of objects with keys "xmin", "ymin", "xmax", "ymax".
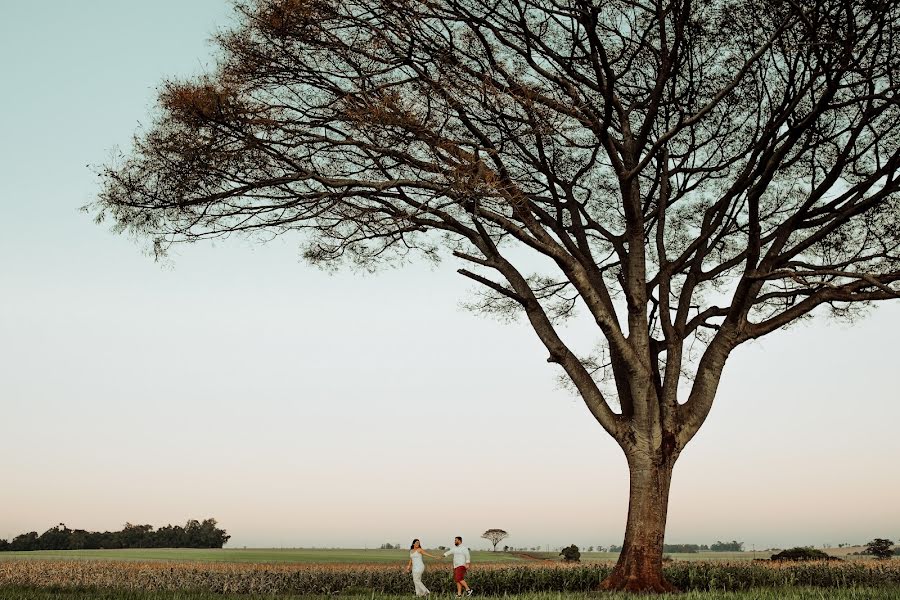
[{"xmin": 443, "ymin": 545, "xmax": 471, "ymax": 568}]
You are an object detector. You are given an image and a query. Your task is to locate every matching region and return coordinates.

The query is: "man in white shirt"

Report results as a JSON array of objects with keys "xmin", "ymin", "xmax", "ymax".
[{"xmin": 443, "ymin": 536, "xmax": 473, "ymax": 596}]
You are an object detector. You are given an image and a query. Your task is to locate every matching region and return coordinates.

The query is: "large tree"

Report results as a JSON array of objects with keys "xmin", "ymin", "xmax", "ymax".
[{"xmin": 92, "ymin": 0, "xmax": 900, "ymax": 592}]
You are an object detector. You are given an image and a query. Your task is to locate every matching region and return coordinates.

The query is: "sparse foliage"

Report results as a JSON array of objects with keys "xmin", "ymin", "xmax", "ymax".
[
  {"xmin": 481, "ymin": 529, "xmax": 510, "ymax": 552},
  {"xmin": 93, "ymin": 0, "xmax": 900, "ymax": 592}
]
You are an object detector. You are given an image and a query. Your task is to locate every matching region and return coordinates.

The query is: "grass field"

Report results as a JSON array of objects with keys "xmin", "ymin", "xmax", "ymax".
[{"xmin": 0, "ymin": 549, "xmax": 527, "ymax": 564}]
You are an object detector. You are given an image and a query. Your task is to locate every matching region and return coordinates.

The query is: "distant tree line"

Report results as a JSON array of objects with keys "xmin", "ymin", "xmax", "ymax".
[
  {"xmin": 371, "ymin": 540, "xmax": 752, "ymax": 554},
  {"xmin": 709, "ymin": 541, "xmax": 744, "ymax": 552},
  {"xmin": 0, "ymin": 519, "xmax": 229, "ymax": 551},
  {"xmin": 586, "ymin": 541, "xmax": 744, "ymax": 553},
  {"xmin": 556, "ymin": 542, "xmax": 742, "ymax": 559},
  {"xmin": 663, "ymin": 544, "xmax": 707, "ymax": 553}
]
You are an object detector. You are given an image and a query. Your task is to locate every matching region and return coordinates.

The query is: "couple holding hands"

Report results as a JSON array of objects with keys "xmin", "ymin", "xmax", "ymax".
[{"xmin": 406, "ymin": 536, "xmax": 473, "ymax": 597}]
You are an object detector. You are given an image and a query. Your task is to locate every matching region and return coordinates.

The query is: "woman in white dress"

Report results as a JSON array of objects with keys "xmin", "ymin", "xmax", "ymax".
[{"xmin": 406, "ymin": 538, "xmax": 439, "ymax": 596}]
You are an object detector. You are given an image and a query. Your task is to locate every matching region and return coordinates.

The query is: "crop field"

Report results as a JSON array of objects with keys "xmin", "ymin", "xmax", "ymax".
[
  {"xmin": 1, "ymin": 558, "xmax": 899, "ymax": 596},
  {"xmin": 1, "ymin": 587, "xmax": 900, "ymax": 600}
]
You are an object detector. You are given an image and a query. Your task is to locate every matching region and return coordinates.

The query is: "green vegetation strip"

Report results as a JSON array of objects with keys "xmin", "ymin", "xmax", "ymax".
[
  {"xmin": 0, "ymin": 549, "xmax": 525, "ymax": 564},
  {"xmin": 0, "ymin": 548, "xmax": 824, "ymax": 564}
]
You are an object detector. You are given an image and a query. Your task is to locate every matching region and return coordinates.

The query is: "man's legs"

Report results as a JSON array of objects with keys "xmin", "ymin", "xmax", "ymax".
[{"xmin": 453, "ymin": 566, "xmax": 470, "ymax": 596}]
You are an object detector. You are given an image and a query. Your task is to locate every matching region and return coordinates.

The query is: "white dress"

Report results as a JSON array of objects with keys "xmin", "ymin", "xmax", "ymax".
[{"xmin": 410, "ymin": 550, "xmax": 430, "ymax": 596}]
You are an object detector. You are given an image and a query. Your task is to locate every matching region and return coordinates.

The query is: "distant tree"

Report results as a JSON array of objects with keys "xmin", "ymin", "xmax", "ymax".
[
  {"xmin": 865, "ymin": 539, "xmax": 895, "ymax": 559},
  {"xmin": 609, "ymin": 545, "xmax": 623, "ymax": 553},
  {"xmin": 0, "ymin": 539, "xmax": 8, "ymax": 551},
  {"xmin": 771, "ymin": 547, "xmax": 839, "ymax": 561},
  {"xmin": 67, "ymin": 529, "xmax": 90, "ymax": 550},
  {"xmin": 560, "ymin": 544, "xmax": 581, "ymax": 562},
  {"xmin": 197, "ymin": 518, "xmax": 231, "ymax": 548},
  {"xmin": 37, "ymin": 524, "xmax": 72, "ymax": 550},
  {"xmin": 587, "ymin": 546, "xmax": 594, "ymax": 552},
  {"xmin": 481, "ymin": 529, "xmax": 509, "ymax": 552},
  {"xmin": 184, "ymin": 519, "xmax": 203, "ymax": 548},
  {"xmin": 120, "ymin": 523, "xmax": 154, "ymax": 549},
  {"xmin": 154, "ymin": 524, "xmax": 186, "ymax": 548},
  {"xmin": 9, "ymin": 532, "xmax": 39, "ymax": 552},
  {"xmin": 710, "ymin": 541, "xmax": 744, "ymax": 552}
]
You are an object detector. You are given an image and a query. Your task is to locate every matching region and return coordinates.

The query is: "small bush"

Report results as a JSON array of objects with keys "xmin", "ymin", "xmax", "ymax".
[
  {"xmin": 558, "ymin": 545, "xmax": 580, "ymax": 562},
  {"xmin": 771, "ymin": 547, "xmax": 839, "ymax": 561}
]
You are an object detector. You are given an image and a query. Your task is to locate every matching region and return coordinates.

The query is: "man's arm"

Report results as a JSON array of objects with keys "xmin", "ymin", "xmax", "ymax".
[
  {"xmin": 464, "ymin": 547, "xmax": 471, "ymax": 565},
  {"xmin": 443, "ymin": 549, "xmax": 452, "ymax": 557}
]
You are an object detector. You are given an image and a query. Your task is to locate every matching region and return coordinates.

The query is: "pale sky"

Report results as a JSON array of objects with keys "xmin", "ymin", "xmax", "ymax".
[{"xmin": 1, "ymin": 1, "xmax": 897, "ymax": 551}]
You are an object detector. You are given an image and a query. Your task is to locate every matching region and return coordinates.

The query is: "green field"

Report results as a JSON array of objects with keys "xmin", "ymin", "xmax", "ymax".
[{"xmin": 0, "ymin": 548, "xmax": 529, "ymax": 564}]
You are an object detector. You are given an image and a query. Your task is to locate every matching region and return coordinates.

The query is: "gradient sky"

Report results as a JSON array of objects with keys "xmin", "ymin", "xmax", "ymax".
[{"xmin": 1, "ymin": 2, "xmax": 898, "ymax": 551}]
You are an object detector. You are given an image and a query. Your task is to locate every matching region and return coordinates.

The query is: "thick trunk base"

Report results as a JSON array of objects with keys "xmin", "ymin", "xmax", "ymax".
[
  {"xmin": 599, "ymin": 453, "xmax": 678, "ymax": 593},
  {"xmin": 599, "ymin": 557, "xmax": 677, "ymax": 593}
]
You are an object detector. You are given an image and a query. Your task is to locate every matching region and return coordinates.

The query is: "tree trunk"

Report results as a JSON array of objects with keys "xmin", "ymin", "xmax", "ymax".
[{"xmin": 601, "ymin": 454, "xmax": 677, "ymax": 593}]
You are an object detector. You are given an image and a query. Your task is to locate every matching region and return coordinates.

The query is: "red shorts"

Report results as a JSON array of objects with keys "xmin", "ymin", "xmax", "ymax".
[{"xmin": 453, "ymin": 566, "xmax": 467, "ymax": 582}]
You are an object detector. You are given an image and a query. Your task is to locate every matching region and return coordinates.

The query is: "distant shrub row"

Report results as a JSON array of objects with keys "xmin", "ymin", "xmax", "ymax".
[
  {"xmin": 601, "ymin": 541, "xmax": 744, "ymax": 553},
  {"xmin": 0, "ymin": 519, "xmax": 229, "ymax": 551}
]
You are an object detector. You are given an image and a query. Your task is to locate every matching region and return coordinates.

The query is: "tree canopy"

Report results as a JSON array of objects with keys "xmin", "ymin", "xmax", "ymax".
[
  {"xmin": 0, "ymin": 519, "xmax": 230, "ymax": 551},
  {"xmin": 93, "ymin": 0, "xmax": 900, "ymax": 592},
  {"xmin": 481, "ymin": 529, "xmax": 510, "ymax": 551}
]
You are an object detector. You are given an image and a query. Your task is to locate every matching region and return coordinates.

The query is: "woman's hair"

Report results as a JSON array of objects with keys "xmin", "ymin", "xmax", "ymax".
[{"xmin": 410, "ymin": 539, "xmax": 420, "ymax": 550}]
